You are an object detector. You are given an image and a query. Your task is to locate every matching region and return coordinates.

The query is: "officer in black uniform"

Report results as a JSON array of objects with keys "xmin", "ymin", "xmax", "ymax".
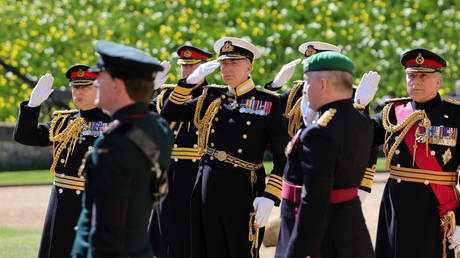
[
  {"xmin": 273, "ymin": 43, "xmax": 380, "ymax": 257},
  {"xmin": 283, "ymin": 51, "xmax": 375, "ymax": 258},
  {"xmin": 373, "ymin": 49, "xmax": 460, "ymax": 258},
  {"xmin": 149, "ymin": 45, "xmax": 213, "ymax": 258},
  {"xmin": 161, "ymin": 36, "xmax": 289, "ymax": 258},
  {"xmin": 71, "ymin": 40, "xmax": 174, "ymax": 258},
  {"xmin": 13, "ymin": 65, "xmax": 110, "ymax": 258}
]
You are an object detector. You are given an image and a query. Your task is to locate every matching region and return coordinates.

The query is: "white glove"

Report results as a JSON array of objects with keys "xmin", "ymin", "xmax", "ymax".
[
  {"xmin": 252, "ymin": 197, "xmax": 274, "ymax": 227},
  {"xmin": 354, "ymin": 71, "xmax": 380, "ymax": 106},
  {"xmin": 272, "ymin": 59, "xmax": 302, "ymax": 88},
  {"xmin": 28, "ymin": 73, "xmax": 54, "ymax": 107},
  {"xmin": 300, "ymin": 95, "xmax": 318, "ymax": 126},
  {"xmin": 448, "ymin": 226, "xmax": 460, "ymax": 254},
  {"xmin": 186, "ymin": 60, "xmax": 220, "ymax": 85},
  {"xmin": 358, "ymin": 189, "xmax": 369, "ymax": 203},
  {"xmin": 153, "ymin": 61, "xmax": 171, "ymax": 90}
]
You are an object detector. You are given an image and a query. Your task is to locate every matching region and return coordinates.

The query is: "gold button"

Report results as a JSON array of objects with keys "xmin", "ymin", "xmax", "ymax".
[
  {"xmin": 238, "ymin": 149, "xmax": 242, "ymax": 153},
  {"xmin": 76, "ymin": 190, "xmax": 81, "ymax": 195},
  {"xmin": 444, "ymin": 114, "xmax": 449, "ymax": 118},
  {"xmin": 215, "ymin": 117, "xmax": 219, "ymax": 122},
  {"xmin": 424, "ymin": 180, "xmax": 429, "ymax": 185},
  {"xmin": 174, "ymin": 130, "xmax": 178, "ymax": 135},
  {"xmin": 174, "ymin": 144, "xmax": 178, "ymax": 148},
  {"xmin": 58, "ymin": 188, "xmax": 63, "ymax": 194},
  {"xmin": 210, "ymin": 156, "xmax": 214, "ymax": 160},
  {"xmin": 395, "ymin": 149, "xmax": 400, "ymax": 155},
  {"xmin": 211, "ymin": 129, "xmax": 215, "ymax": 133},
  {"xmin": 397, "ymin": 164, "xmax": 401, "ymax": 168},
  {"xmin": 251, "ymin": 96, "xmax": 255, "ymax": 100},
  {"xmin": 246, "ymin": 121, "xmax": 251, "ymax": 126},
  {"xmin": 210, "ymin": 143, "xmax": 214, "ymax": 147},
  {"xmin": 193, "ymin": 144, "xmax": 198, "ymax": 148},
  {"xmin": 60, "ymin": 159, "xmax": 65, "ymax": 164},
  {"xmin": 430, "ymin": 150, "xmax": 436, "ymax": 156},
  {"xmin": 397, "ymin": 178, "xmax": 401, "ymax": 183},
  {"xmin": 195, "ymin": 131, "xmax": 199, "ymax": 135},
  {"xmin": 174, "ymin": 158, "xmax": 179, "ymax": 162},
  {"xmin": 243, "ymin": 134, "xmax": 247, "ymax": 139},
  {"xmin": 192, "ymin": 159, "xmax": 196, "ymax": 162},
  {"xmin": 221, "ymin": 95, "xmax": 226, "ymax": 99},
  {"xmin": 233, "ymin": 164, "xmax": 238, "ymax": 167}
]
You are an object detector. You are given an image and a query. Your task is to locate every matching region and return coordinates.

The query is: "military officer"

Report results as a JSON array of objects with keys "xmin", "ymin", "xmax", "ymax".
[
  {"xmin": 273, "ymin": 42, "xmax": 380, "ymax": 257},
  {"xmin": 13, "ymin": 65, "xmax": 110, "ymax": 258},
  {"xmin": 161, "ymin": 36, "xmax": 289, "ymax": 258},
  {"xmin": 373, "ymin": 49, "xmax": 460, "ymax": 258},
  {"xmin": 149, "ymin": 45, "xmax": 213, "ymax": 258},
  {"xmin": 71, "ymin": 40, "xmax": 174, "ymax": 258},
  {"xmin": 283, "ymin": 51, "xmax": 375, "ymax": 258}
]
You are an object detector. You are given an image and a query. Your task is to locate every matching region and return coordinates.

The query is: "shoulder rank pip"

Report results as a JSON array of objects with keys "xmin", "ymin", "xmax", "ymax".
[{"xmin": 317, "ymin": 108, "xmax": 337, "ymax": 127}]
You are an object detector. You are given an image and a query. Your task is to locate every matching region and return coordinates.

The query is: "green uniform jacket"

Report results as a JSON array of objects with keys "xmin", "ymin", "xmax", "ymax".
[{"xmin": 71, "ymin": 103, "xmax": 174, "ymax": 258}]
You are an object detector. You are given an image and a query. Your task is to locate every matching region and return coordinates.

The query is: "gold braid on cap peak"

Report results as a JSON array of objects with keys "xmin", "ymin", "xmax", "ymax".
[
  {"xmin": 382, "ymin": 102, "xmax": 428, "ymax": 169},
  {"xmin": 193, "ymin": 88, "xmax": 222, "ymax": 156},
  {"xmin": 49, "ymin": 113, "xmax": 85, "ymax": 176}
]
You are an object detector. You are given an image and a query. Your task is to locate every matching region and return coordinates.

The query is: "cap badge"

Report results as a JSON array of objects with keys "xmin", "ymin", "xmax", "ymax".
[
  {"xmin": 184, "ymin": 49, "xmax": 192, "ymax": 58},
  {"xmin": 77, "ymin": 69, "xmax": 85, "ymax": 77},
  {"xmin": 222, "ymin": 41, "xmax": 234, "ymax": 53},
  {"xmin": 416, "ymin": 53, "xmax": 425, "ymax": 65},
  {"xmin": 305, "ymin": 45, "xmax": 317, "ymax": 57}
]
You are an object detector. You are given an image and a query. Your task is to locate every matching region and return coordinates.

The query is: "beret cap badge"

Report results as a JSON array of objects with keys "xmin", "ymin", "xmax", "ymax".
[
  {"xmin": 184, "ymin": 49, "xmax": 192, "ymax": 58},
  {"xmin": 416, "ymin": 53, "xmax": 425, "ymax": 65}
]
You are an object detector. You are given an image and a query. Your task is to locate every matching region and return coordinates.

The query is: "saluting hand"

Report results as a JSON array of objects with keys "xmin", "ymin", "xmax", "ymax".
[
  {"xmin": 28, "ymin": 73, "xmax": 54, "ymax": 107},
  {"xmin": 154, "ymin": 61, "xmax": 171, "ymax": 90},
  {"xmin": 354, "ymin": 71, "xmax": 380, "ymax": 106},
  {"xmin": 272, "ymin": 59, "xmax": 302, "ymax": 89},
  {"xmin": 186, "ymin": 59, "xmax": 220, "ymax": 85}
]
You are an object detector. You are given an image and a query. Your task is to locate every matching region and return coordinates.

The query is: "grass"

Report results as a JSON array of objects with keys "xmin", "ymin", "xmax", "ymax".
[
  {"xmin": 0, "ymin": 170, "xmax": 52, "ymax": 186},
  {"xmin": 0, "ymin": 227, "xmax": 41, "ymax": 258},
  {"xmin": 376, "ymin": 157, "xmax": 387, "ymax": 172}
]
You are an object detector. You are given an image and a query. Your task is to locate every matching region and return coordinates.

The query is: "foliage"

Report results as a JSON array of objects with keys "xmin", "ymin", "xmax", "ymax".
[{"xmin": 1, "ymin": 0, "xmax": 459, "ymax": 121}]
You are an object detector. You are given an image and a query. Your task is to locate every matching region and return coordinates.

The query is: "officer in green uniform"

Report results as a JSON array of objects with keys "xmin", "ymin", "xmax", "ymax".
[{"xmin": 71, "ymin": 40, "xmax": 174, "ymax": 258}]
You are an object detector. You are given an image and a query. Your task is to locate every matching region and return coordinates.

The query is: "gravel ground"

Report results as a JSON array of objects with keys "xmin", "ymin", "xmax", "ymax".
[{"xmin": 0, "ymin": 172, "xmax": 389, "ymax": 257}]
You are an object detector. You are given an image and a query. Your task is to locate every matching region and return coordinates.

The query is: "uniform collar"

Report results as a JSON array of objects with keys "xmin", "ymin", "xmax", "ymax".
[
  {"xmin": 111, "ymin": 103, "xmax": 149, "ymax": 121},
  {"xmin": 411, "ymin": 93, "xmax": 442, "ymax": 110},
  {"xmin": 228, "ymin": 77, "xmax": 255, "ymax": 97},
  {"xmin": 318, "ymin": 98, "xmax": 354, "ymax": 114}
]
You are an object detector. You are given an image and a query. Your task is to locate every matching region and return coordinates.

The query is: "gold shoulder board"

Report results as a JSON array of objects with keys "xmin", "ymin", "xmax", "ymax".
[
  {"xmin": 53, "ymin": 110, "xmax": 79, "ymax": 116},
  {"xmin": 205, "ymin": 84, "xmax": 227, "ymax": 89},
  {"xmin": 160, "ymin": 84, "xmax": 177, "ymax": 89},
  {"xmin": 443, "ymin": 98, "xmax": 460, "ymax": 106},
  {"xmin": 256, "ymin": 87, "xmax": 279, "ymax": 96},
  {"xmin": 317, "ymin": 108, "xmax": 337, "ymax": 127},
  {"xmin": 384, "ymin": 97, "xmax": 412, "ymax": 104}
]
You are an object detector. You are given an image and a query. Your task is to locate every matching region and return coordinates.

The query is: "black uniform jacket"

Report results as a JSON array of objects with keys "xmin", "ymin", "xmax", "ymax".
[
  {"xmin": 285, "ymin": 99, "xmax": 375, "ymax": 258},
  {"xmin": 14, "ymin": 101, "xmax": 110, "ymax": 258}
]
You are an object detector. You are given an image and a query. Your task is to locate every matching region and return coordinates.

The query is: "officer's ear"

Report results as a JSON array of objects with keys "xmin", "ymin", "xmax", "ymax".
[{"xmin": 113, "ymin": 78, "xmax": 128, "ymax": 95}]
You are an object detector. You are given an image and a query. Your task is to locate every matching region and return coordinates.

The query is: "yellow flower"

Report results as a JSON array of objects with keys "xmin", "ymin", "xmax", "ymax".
[
  {"xmin": 404, "ymin": 20, "xmax": 410, "ymax": 26},
  {"xmin": 258, "ymin": 67, "xmax": 265, "ymax": 74},
  {"xmin": 425, "ymin": 14, "xmax": 431, "ymax": 20}
]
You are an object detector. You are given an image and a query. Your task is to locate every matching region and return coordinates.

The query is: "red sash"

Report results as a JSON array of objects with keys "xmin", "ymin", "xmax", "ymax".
[{"xmin": 394, "ymin": 102, "xmax": 458, "ymax": 217}]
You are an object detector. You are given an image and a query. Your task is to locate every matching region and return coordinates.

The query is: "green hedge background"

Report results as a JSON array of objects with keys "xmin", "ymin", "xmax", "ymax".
[{"xmin": 1, "ymin": 0, "xmax": 459, "ymax": 122}]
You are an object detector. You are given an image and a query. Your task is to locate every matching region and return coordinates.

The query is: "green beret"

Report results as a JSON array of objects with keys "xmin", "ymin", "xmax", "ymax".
[
  {"xmin": 89, "ymin": 40, "xmax": 163, "ymax": 80},
  {"xmin": 303, "ymin": 51, "xmax": 354, "ymax": 74}
]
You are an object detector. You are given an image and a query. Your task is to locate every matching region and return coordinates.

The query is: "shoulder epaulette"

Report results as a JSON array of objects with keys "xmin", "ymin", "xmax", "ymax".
[
  {"xmin": 205, "ymin": 84, "xmax": 227, "ymax": 89},
  {"xmin": 256, "ymin": 87, "xmax": 279, "ymax": 96},
  {"xmin": 160, "ymin": 84, "xmax": 177, "ymax": 90},
  {"xmin": 384, "ymin": 97, "xmax": 412, "ymax": 104},
  {"xmin": 317, "ymin": 108, "xmax": 337, "ymax": 127},
  {"xmin": 53, "ymin": 110, "xmax": 79, "ymax": 116},
  {"xmin": 443, "ymin": 98, "xmax": 460, "ymax": 106}
]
